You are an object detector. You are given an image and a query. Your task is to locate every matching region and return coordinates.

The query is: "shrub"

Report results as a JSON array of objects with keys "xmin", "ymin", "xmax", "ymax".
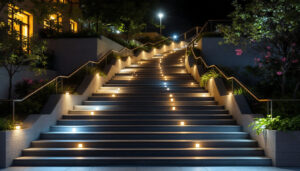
[
  {"xmin": 0, "ymin": 118, "xmax": 14, "ymax": 131},
  {"xmin": 200, "ymin": 70, "xmax": 220, "ymax": 87},
  {"xmin": 250, "ymin": 115, "xmax": 300, "ymax": 135}
]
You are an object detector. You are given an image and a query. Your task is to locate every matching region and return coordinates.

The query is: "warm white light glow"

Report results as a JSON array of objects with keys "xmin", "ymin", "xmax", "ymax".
[
  {"xmin": 191, "ymin": 82, "xmax": 194, "ymax": 86},
  {"xmin": 78, "ymin": 143, "xmax": 83, "ymax": 148},
  {"xmin": 228, "ymin": 92, "xmax": 233, "ymax": 96},
  {"xmin": 15, "ymin": 125, "xmax": 21, "ymax": 130},
  {"xmin": 90, "ymin": 112, "xmax": 94, "ymax": 115},
  {"xmin": 167, "ymin": 88, "xmax": 170, "ymax": 91},
  {"xmin": 65, "ymin": 91, "xmax": 70, "ymax": 95},
  {"xmin": 170, "ymin": 98, "xmax": 174, "ymax": 102},
  {"xmin": 172, "ymin": 106, "xmax": 176, "ymax": 110},
  {"xmin": 180, "ymin": 121, "xmax": 185, "ymax": 126},
  {"xmin": 169, "ymin": 94, "xmax": 173, "ymax": 97},
  {"xmin": 112, "ymin": 94, "xmax": 116, "ymax": 97},
  {"xmin": 195, "ymin": 143, "xmax": 200, "ymax": 148}
]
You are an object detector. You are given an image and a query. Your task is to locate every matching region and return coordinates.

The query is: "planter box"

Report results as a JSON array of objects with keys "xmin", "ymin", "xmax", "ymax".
[{"xmin": 264, "ymin": 130, "xmax": 300, "ymax": 166}]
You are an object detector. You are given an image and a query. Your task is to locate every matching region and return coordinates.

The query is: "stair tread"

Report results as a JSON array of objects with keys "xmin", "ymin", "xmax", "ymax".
[{"xmin": 43, "ymin": 131, "xmax": 248, "ymax": 134}]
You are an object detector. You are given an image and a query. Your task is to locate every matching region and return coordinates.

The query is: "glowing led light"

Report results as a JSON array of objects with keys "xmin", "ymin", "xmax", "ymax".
[
  {"xmin": 170, "ymin": 98, "xmax": 174, "ymax": 102},
  {"xmin": 228, "ymin": 92, "xmax": 233, "ymax": 96},
  {"xmin": 65, "ymin": 91, "xmax": 70, "ymax": 95},
  {"xmin": 164, "ymin": 82, "xmax": 167, "ymax": 85},
  {"xmin": 172, "ymin": 106, "xmax": 176, "ymax": 110},
  {"xmin": 180, "ymin": 121, "xmax": 185, "ymax": 126},
  {"xmin": 169, "ymin": 94, "xmax": 173, "ymax": 97},
  {"xmin": 15, "ymin": 125, "xmax": 21, "ymax": 130},
  {"xmin": 195, "ymin": 143, "xmax": 200, "ymax": 148},
  {"xmin": 191, "ymin": 82, "xmax": 194, "ymax": 86},
  {"xmin": 78, "ymin": 143, "xmax": 83, "ymax": 148},
  {"xmin": 72, "ymin": 128, "xmax": 77, "ymax": 132},
  {"xmin": 95, "ymin": 107, "xmax": 100, "ymax": 110},
  {"xmin": 164, "ymin": 85, "xmax": 167, "ymax": 88},
  {"xmin": 90, "ymin": 111, "xmax": 94, "ymax": 115},
  {"xmin": 112, "ymin": 94, "xmax": 116, "ymax": 97},
  {"xmin": 167, "ymin": 88, "xmax": 170, "ymax": 91}
]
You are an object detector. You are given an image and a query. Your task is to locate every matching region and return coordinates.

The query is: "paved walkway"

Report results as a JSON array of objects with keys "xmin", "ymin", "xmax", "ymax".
[{"xmin": 1, "ymin": 167, "xmax": 300, "ymax": 171}]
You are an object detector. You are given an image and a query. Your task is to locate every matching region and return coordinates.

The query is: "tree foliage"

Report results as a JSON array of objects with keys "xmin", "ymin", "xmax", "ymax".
[{"xmin": 218, "ymin": 0, "xmax": 300, "ymax": 98}]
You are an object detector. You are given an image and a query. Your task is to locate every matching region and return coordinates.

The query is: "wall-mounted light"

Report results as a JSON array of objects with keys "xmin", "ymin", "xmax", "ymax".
[
  {"xmin": 15, "ymin": 125, "xmax": 21, "ymax": 130},
  {"xmin": 90, "ymin": 112, "xmax": 94, "ymax": 115},
  {"xmin": 170, "ymin": 98, "xmax": 174, "ymax": 102},
  {"xmin": 78, "ymin": 143, "xmax": 83, "ymax": 148},
  {"xmin": 169, "ymin": 94, "xmax": 173, "ymax": 97},
  {"xmin": 72, "ymin": 128, "xmax": 77, "ymax": 132},
  {"xmin": 112, "ymin": 94, "xmax": 116, "ymax": 97},
  {"xmin": 172, "ymin": 106, "xmax": 176, "ymax": 110},
  {"xmin": 180, "ymin": 121, "xmax": 185, "ymax": 126},
  {"xmin": 65, "ymin": 91, "xmax": 70, "ymax": 95},
  {"xmin": 195, "ymin": 143, "xmax": 200, "ymax": 148}
]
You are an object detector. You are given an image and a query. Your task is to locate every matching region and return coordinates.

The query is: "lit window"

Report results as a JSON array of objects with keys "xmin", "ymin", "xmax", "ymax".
[
  {"xmin": 8, "ymin": 4, "xmax": 33, "ymax": 49},
  {"xmin": 70, "ymin": 19, "xmax": 78, "ymax": 33},
  {"xmin": 44, "ymin": 13, "xmax": 62, "ymax": 32}
]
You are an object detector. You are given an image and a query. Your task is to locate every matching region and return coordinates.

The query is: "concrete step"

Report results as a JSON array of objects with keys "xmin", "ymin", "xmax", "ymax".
[
  {"xmin": 22, "ymin": 147, "xmax": 265, "ymax": 157},
  {"xmin": 50, "ymin": 125, "xmax": 242, "ymax": 132},
  {"xmin": 73, "ymin": 105, "xmax": 225, "ymax": 111},
  {"xmin": 31, "ymin": 139, "xmax": 258, "ymax": 148},
  {"xmin": 68, "ymin": 110, "xmax": 229, "ymax": 114},
  {"xmin": 56, "ymin": 119, "xmax": 235, "ymax": 125},
  {"xmin": 82, "ymin": 101, "xmax": 218, "ymax": 106},
  {"xmin": 40, "ymin": 132, "xmax": 249, "ymax": 140},
  {"xmin": 62, "ymin": 114, "xmax": 231, "ymax": 120},
  {"xmin": 13, "ymin": 156, "xmax": 272, "ymax": 166},
  {"xmin": 87, "ymin": 96, "xmax": 215, "ymax": 101},
  {"xmin": 90, "ymin": 93, "xmax": 211, "ymax": 97}
]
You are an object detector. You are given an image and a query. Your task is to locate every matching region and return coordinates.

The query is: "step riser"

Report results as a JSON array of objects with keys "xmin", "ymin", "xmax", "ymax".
[
  {"xmin": 62, "ymin": 115, "xmax": 232, "ymax": 119},
  {"xmin": 13, "ymin": 158, "xmax": 272, "ymax": 166},
  {"xmin": 91, "ymin": 93, "xmax": 210, "ymax": 97},
  {"xmin": 82, "ymin": 101, "xmax": 218, "ymax": 106},
  {"xmin": 41, "ymin": 134, "xmax": 249, "ymax": 140},
  {"xmin": 31, "ymin": 141, "xmax": 257, "ymax": 148},
  {"xmin": 87, "ymin": 97, "xmax": 215, "ymax": 101},
  {"xmin": 50, "ymin": 126, "xmax": 241, "ymax": 132},
  {"xmin": 22, "ymin": 150, "xmax": 265, "ymax": 157},
  {"xmin": 56, "ymin": 120, "xmax": 236, "ymax": 125},
  {"xmin": 68, "ymin": 110, "xmax": 229, "ymax": 114},
  {"xmin": 73, "ymin": 106, "xmax": 224, "ymax": 111}
]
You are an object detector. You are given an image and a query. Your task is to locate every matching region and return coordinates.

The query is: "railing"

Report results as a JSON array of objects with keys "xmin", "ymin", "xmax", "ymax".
[
  {"xmin": 0, "ymin": 26, "xmax": 201, "ymax": 123},
  {"xmin": 187, "ymin": 20, "xmax": 300, "ymax": 116}
]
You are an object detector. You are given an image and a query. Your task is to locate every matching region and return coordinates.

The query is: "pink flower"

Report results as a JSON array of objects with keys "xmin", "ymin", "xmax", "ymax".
[
  {"xmin": 267, "ymin": 46, "xmax": 271, "ymax": 50},
  {"xmin": 235, "ymin": 49, "xmax": 243, "ymax": 56},
  {"xmin": 276, "ymin": 71, "xmax": 283, "ymax": 76},
  {"xmin": 39, "ymin": 79, "xmax": 44, "ymax": 83},
  {"xmin": 292, "ymin": 59, "xmax": 299, "ymax": 64},
  {"xmin": 281, "ymin": 57, "xmax": 287, "ymax": 62},
  {"xmin": 27, "ymin": 79, "xmax": 33, "ymax": 84}
]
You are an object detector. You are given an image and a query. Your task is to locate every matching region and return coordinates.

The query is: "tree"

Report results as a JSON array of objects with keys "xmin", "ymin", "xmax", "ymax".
[
  {"xmin": 79, "ymin": 0, "xmax": 154, "ymax": 41},
  {"xmin": 218, "ymin": 0, "xmax": 300, "ymax": 98},
  {"xmin": 0, "ymin": 23, "xmax": 48, "ymax": 99}
]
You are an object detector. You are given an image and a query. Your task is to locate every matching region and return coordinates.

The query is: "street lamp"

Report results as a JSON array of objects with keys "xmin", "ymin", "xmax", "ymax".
[{"xmin": 158, "ymin": 12, "xmax": 164, "ymax": 34}]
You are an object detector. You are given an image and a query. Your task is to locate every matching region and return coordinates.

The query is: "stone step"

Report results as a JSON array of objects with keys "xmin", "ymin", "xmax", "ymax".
[
  {"xmin": 68, "ymin": 110, "xmax": 229, "ymax": 114},
  {"xmin": 31, "ymin": 139, "xmax": 258, "ymax": 148},
  {"xmin": 82, "ymin": 101, "xmax": 218, "ymax": 106},
  {"xmin": 13, "ymin": 156, "xmax": 272, "ymax": 166},
  {"xmin": 50, "ymin": 125, "xmax": 242, "ymax": 132},
  {"xmin": 40, "ymin": 132, "xmax": 249, "ymax": 140}
]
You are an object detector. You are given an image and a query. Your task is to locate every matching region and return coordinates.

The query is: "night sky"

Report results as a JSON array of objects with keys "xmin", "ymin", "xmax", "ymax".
[{"xmin": 151, "ymin": 0, "xmax": 234, "ymax": 36}]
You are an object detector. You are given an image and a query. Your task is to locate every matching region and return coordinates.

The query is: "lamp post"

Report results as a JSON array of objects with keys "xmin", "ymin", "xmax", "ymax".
[{"xmin": 158, "ymin": 12, "xmax": 164, "ymax": 34}]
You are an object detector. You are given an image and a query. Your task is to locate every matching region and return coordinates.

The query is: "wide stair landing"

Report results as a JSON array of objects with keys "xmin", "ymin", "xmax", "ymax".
[{"xmin": 13, "ymin": 50, "xmax": 272, "ymax": 166}]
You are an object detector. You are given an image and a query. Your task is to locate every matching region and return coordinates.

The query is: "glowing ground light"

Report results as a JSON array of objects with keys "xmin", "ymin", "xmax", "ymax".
[
  {"xmin": 170, "ymin": 98, "xmax": 174, "ymax": 102},
  {"xmin": 191, "ymin": 82, "xmax": 194, "ymax": 86},
  {"xmin": 169, "ymin": 94, "xmax": 173, "ymax": 97},
  {"xmin": 112, "ymin": 94, "xmax": 116, "ymax": 97},
  {"xmin": 90, "ymin": 112, "xmax": 94, "ymax": 115},
  {"xmin": 65, "ymin": 91, "xmax": 70, "ymax": 95},
  {"xmin": 228, "ymin": 92, "xmax": 233, "ymax": 96},
  {"xmin": 172, "ymin": 106, "xmax": 176, "ymax": 110},
  {"xmin": 15, "ymin": 125, "xmax": 21, "ymax": 130},
  {"xmin": 180, "ymin": 121, "xmax": 185, "ymax": 126},
  {"xmin": 72, "ymin": 128, "xmax": 77, "ymax": 132},
  {"xmin": 195, "ymin": 143, "xmax": 200, "ymax": 148},
  {"xmin": 167, "ymin": 88, "xmax": 170, "ymax": 91},
  {"xmin": 78, "ymin": 144, "xmax": 83, "ymax": 148}
]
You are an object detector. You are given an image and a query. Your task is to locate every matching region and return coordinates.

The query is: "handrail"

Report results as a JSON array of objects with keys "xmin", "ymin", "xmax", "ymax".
[{"xmin": 187, "ymin": 20, "xmax": 300, "ymax": 115}]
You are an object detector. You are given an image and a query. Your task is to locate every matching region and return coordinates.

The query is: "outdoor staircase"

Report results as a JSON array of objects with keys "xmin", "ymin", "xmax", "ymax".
[{"xmin": 13, "ymin": 49, "xmax": 272, "ymax": 166}]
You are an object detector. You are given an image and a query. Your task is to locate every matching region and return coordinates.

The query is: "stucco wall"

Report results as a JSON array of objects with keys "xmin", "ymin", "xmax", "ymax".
[{"xmin": 46, "ymin": 36, "xmax": 124, "ymax": 75}]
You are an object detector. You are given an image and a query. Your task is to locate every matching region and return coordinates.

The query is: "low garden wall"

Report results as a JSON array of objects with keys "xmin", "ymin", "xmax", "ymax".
[
  {"xmin": 185, "ymin": 53, "xmax": 300, "ymax": 167},
  {"xmin": 0, "ymin": 41, "xmax": 186, "ymax": 168}
]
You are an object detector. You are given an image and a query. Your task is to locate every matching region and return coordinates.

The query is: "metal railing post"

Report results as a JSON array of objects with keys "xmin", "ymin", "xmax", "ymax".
[
  {"xmin": 270, "ymin": 100, "xmax": 273, "ymax": 118},
  {"xmin": 55, "ymin": 78, "xmax": 58, "ymax": 94},
  {"xmin": 231, "ymin": 79, "xmax": 234, "ymax": 93},
  {"xmin": 12, "ymin": 100, "xmax": 15, "ymax": 123},
  {"xmin": 61, "ymin": 78, "xmax": 64, "ymax": 93}
]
